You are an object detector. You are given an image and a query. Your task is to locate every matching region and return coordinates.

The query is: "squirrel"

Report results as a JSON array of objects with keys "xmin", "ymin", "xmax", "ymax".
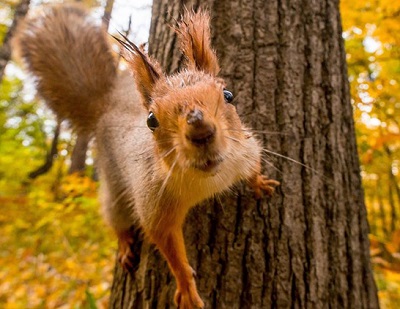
[{"xmin": 14, "ymin": 4, "xmax": 279, "ymax": 309}]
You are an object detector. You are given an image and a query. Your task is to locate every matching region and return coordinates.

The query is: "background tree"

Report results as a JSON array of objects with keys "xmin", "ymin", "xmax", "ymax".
[
  {"xmin": 0, "ymin": 0, "xmax": 60, "ymax": 181},
  {"xmin": 340, "ymin": 1, "xmax": 400, "ymax": 305},
  {"xmin": 341, "ymin": 0, "xmax": 400, "ymax": 238},
  {"xmin": 110, "ymin": 0, "xmax": 379, "ymax": 308},
  {"xmin": 0, "ymin": 0, "xmax": 30, "ymax": 81}
]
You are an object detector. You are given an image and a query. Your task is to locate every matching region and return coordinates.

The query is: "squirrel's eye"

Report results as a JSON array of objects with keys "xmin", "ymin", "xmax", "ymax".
[
  {"xmin": 223, "ymin": 89, "xmax": 234, "ymax": 104},
  {"xmin": 147, "ymin": 112, "xmax": 159, "ymax": 131}
]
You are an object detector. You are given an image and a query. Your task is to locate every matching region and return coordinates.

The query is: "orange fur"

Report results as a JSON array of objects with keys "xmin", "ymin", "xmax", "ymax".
[
  {"xmin": 121, "ymin": 41, "xmax": 164, "ymax": 107},
  {"xmin": 15, "ymin": 6, "xmax": 279, "ymax": 309},
  {"xmin": 175, "ymin": 9, "xmax": 220, "ymax": 75}
]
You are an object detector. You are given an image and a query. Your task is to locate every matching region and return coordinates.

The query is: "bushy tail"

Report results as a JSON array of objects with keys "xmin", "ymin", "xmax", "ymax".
[{"xmin": 14, "ymin": 4, "xmax": 117, "ymax": 132}]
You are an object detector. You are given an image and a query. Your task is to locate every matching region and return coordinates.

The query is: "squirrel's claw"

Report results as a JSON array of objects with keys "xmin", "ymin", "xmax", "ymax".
[
  {"xmin": 117, "ymin": 230, "xmax": 137, "ymax": 273},
  {"xmin": 174, "ymin": 266, "xmax": 204, "ymax": 309},
  {"xmin": 251, "ymin": 174, "xmax": 280, "ymax": 199},
  {"xmin": 174, "ymin": 288, "xmax": 204, "ymax": 309}
]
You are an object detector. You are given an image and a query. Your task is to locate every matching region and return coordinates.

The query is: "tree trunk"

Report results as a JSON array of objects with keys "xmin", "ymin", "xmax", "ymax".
[
  {"xmin": 68, "ymin": 132, "xmax": 91, "ymax": 174},
  {"xmin": 388, "ymin": 169, "xmax": 397, "ymax": 234},
  {"xmin": 29, "ymin": 121, "xmax": 61, "ymax": 179},
  {"xmin": 377, "ymin": 177, "xmax": 388, "ymax": 238},
  {"xmin": 102, "ymin": 0, "xmax": 115, "ymax": 30},
  {"xmin": 386, "ymin": 146, "xmax": 399, "ymax": 233},
  {"xmin": 109, "ymin": 0, "xmax": 379, "ymax": 308},
  {"xmin": 0, "ymin": 0, "xmax": 30, "ymax": 82}
]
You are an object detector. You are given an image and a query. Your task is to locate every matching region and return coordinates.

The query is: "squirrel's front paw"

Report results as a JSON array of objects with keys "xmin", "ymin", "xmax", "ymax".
[
  {"xmin": 117, "ymin": 230, "xmax": 137, "ymax": 272},
  {"xmin": 174, "ymin": 287, "xmax": 204, "ymax": 309},
  {"xmin": 251, "ymin": 174, "xmax": 280, "ymax": 199}
]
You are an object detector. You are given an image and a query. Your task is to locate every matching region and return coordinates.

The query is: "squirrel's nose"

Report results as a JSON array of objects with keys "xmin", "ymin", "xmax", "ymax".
[
  {"xmin": 186, "ymin": 109, "xmax": 203, "ymax": 125},
  {"xmin": 186, "ymin": 109, "xmax": 215, "ymax": 146}
]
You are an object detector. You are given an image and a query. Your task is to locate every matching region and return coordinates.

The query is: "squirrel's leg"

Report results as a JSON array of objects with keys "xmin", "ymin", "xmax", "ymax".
[
  {"xmin": 249, "ymin": 159, "xmax": 280, "ymax": 198},
  {"xmin": 100, "ymin": 184, "xmax": 138, "ymax": 271},
  {"xmin": 147, "ymin": 225, "xmax": 204, "ymax": 309}
]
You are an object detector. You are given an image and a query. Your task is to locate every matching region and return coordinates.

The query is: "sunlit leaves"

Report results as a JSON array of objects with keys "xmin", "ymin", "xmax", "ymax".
[
  {"xmin": 1, "ymin": 0, "xmax": 125, "ymax": 308},
  {"xmin": 341, "ymin": 1, "xmax": 400, "ymax": 307},
  {"xmin": 0, "ymin": 65, "xmax": 114, "ymax": 309},
  {"xmin": 0, "ymin": 172, "xmax": 116, "ymax": 308}
]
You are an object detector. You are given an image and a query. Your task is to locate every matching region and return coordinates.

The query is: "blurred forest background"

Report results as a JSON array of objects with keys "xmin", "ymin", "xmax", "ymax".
[{"xmin": 0, "ymin": 0, "xmax": 399, "ymax": 308}]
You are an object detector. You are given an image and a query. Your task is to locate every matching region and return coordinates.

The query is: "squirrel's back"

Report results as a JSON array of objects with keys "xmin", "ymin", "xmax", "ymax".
[{"xmin": 14, "ymin": 4, "xmax": 117, "ymax": 132}]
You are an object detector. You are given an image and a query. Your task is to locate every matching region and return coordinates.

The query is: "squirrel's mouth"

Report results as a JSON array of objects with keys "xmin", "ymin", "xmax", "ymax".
[{"xmin": 193, "ymin": 157, "xmax": 223, "ymax": 173}]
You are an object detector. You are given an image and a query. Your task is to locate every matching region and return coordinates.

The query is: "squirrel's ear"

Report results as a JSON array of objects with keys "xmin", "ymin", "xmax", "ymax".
[
  {"xmin": 115, "ymin": 36, "xmax": 163, "ymax": 109},
  {"xmin": 176, "ymin": 9, "xmax": 220, "ymax": 76}
]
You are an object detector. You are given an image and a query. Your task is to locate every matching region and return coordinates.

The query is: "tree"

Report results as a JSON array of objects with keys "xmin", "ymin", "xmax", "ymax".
[
  {"xmin": 109, "ymin": 0, "xmax": 379, "ymax": 308},
  {"xmin": 341, "ymin": 0, "xmax": 400, "ymax": 240},
  {"xmin": 102, "ymin": 0, "xmax": 115, "ymax": 30},
  {"xmin": 0, "ymin": 0, "xmax": 57, "ymax": 181},
  {"xmin": 29, "ymin": 121, "xmax": 61, "ymax": 179},
  {"xmin": 0, "ymin": 0, "xmax": 30, "ymax": 82},
  {"xmin": 68, "ymin": 132, "xmax": 91, "ymax": 174}
]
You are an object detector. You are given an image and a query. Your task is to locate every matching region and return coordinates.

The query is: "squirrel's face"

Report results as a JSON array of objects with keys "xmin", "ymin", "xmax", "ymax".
[
  {"xmin": 122, "ymin": 10, "xmax": 245, "ymax": 175},
  {"xmin": 145, "ymin": 72, "xmax": 245, "ymax": 175}
]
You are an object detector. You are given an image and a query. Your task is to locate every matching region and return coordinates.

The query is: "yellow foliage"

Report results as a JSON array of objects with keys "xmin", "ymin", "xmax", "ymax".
[
  {"xmin": 0, "ymin": 170, "xmax": 116, "ymax": 308},
  {"xmin": 341, "ymin": 0, "xmax": 400, "ymax": 308}
]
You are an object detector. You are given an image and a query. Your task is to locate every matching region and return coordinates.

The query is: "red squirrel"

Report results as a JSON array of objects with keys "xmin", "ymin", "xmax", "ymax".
[{"xmin": 15, "ymin": 4, "xmax": 279, "ymax": 308}]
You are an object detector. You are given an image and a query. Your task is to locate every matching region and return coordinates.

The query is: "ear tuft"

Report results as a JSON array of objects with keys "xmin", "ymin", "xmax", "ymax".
[
  {"xmin": 176, "ymin": 9, "xmax": 220, "ymax": 76},
  {"xmin": 114, "ymin": 34, "xmax": 163, "ymax": 109}
]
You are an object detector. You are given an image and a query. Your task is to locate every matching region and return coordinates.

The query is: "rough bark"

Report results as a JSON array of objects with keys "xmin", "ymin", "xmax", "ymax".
[
  {"xmin": 68, "ymin": 132, "xmax": 91, "ymax": 174},
  {"xmin": 110, "ymin": 0, "xmax": 379, "ymax": 308},
  {"xmin": 377, "ymin": 177, "xmax": 388, "ymax": 238},
  {"xmin": 388, "ymin": 169, "xmax": 397, "ymax": 234},
  {"xmin": 29, "ymin": 121, "xmax": 61, "ymax": 179},
  {"xmin": 386, "ymin": 146, "xmax": 399, "ymax": 234},
  {"xmin": 0, "ymin": 0, "xmax": 30, "ymax": 82}
]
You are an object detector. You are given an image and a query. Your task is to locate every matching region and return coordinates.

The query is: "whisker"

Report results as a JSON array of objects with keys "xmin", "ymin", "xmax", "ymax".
[
  {"xmin": 222, "ymin": 128, "xmax": 290, "ymax": 136},
  {"xmin": 261, "ymin": 157, "xmax": 283, "ymax": 175},
  {"xmin": 157, "ymin": 157, "xmax": 178, "ymax": 202},
  {"xmin": 141, "ymin": 146, "xmax": 177, "ymax": 181},
  {"xmin": 224, "ymin": 135, "xmax": 242, "ymax": 143},
  {"xmin": 262, "ymin": 149, "xmax": 308, "ymax": 169},
  {"xmin": 178, "ymin": 160, "xmax": 185, "ymax": 196},
  {"xmin": 159, "ymin": 146, "xmax": 178, "ymax": 159},
  {"xmin": 162, "ymin": 128, "xmax": 178, "ymax": 133},
  {"xmin": 261, "ymin": 148, "xmax": 331, "ymax": 182},
  {"xmin": 101, "ymin": 125, "xmax": 148, "ymax": 128},
  {"xmin": 215, "ymin": 194, "xmax": 224, "ymax": 212},
  {"xmin": 151, "ymin": 138, "xmax": 176, "ymax": 146}
]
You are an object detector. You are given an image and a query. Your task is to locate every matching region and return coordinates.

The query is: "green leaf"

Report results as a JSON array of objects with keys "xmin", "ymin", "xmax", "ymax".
[{"xmin": 85, "ymin": 288, "xmax": 98, "ymax": 309}]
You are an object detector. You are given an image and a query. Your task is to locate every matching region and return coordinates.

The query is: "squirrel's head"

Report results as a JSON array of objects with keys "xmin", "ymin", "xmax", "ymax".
[{"xmin": 121, "ymin": 9, "xmax": 246, "ymax": 176}]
